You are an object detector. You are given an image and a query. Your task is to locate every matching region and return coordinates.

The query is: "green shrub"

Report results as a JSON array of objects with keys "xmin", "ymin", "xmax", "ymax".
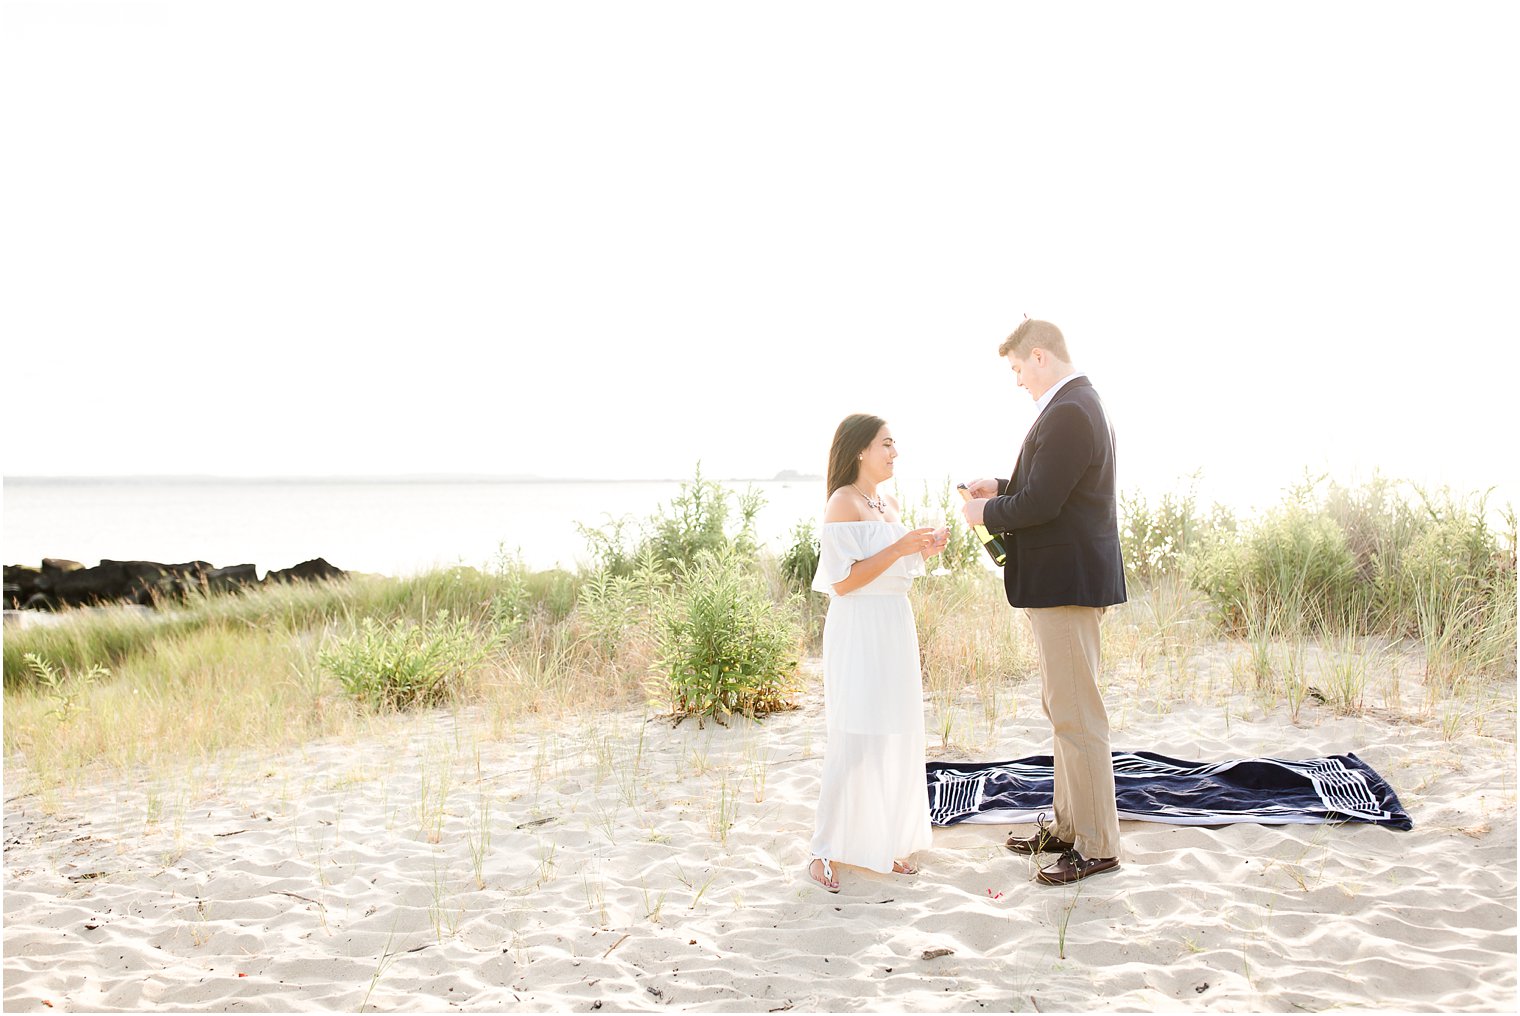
[
  {"xmin": 646, "ymin": 463, "xmax": 734, "ymax": 571},
  {"xmin": 1401, "ymin": 494, "xmax": 1516, "ymax": 682},
  {"xmin": 656, "ymin": 547, "xmax": 804, "ymax": 721},
  {"xmin": 523, "ymin": 568, "xmax": 580, "ymax": 623},
  {"xmin": 778, "ymin": 518, "xmax": 821, "ymax": 592},
  {"xmin": 575, "ymin": 547, "xmax": 664, "ymax": 658},
  {"xmin": 1189, "ymin": 506, "xmax": 1358, "ymax": 633},
  {"xmin": 1182, "ymin": 477, "xmax": 1514, "ymax": 671},
  {"xmin": 575, "ymin": 513, "xmax": 642, "ymax": 578},
  {"xmin": 317, "ymin": 609, "xmax": 496, "ymax": 711},
  {"xmin": 577, "ymin": 463, "xmax": 763, "ymax": 579},
  {"xmin": 1120, "ymin": 478, "xmax": 1229, "ymax": 585}
]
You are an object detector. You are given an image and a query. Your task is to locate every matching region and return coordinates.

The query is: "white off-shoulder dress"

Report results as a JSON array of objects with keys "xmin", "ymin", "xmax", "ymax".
[{"xmin": 808, "ymin": 521, "xmax": 933, "ymax": 873}]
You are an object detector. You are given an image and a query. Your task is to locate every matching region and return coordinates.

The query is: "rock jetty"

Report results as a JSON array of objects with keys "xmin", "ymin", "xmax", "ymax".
[{"xmin": 3, "ymin": 557, "xmax": 347, "ymax": 611}]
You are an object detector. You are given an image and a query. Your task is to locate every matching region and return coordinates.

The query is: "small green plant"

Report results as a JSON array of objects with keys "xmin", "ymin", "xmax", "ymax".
[
  {"xmin": 318, "ymin": 610, "xmax": 495, "ymax": 711},
  {"xmin": 533, "ymin": 838, "xmax": 558, "ymax": 888},
  {"xmin": 1280, "ymin": 642, "xmax": 1310, "ymax": 723},
  {"xmin": 1055, "ymin": 881, "xmax": 1084, "ymax": 960},
  {"xmin": 613, "ymin": 722, "xmax": 647, "ymax": 808},
  {"xmin": 359, "ymin": 913, "xmax": 407, "ymax": 1013},
  {"xmin": 467, "ymin": 794, "xmax": 492, "ymax": 889},
  {"xmin": 1318, "ymin": 631, "xmax": 1372, "ymax": 715},
  {"xmin": 640, "ymin": 880, "xmax": 667, "ymax": 923},
  {"xmin": 488, "ymin": 544, "xmax": 533, "ymax": 632},
  {"xmin": 426, "ymin": 859, "xmax": 459, "ymax": 942},
  {"xmin": 582, "ymin": 868, "xmax": 609, "ymax": 926},
  {"xmin": 675, "ymin": 862, "xmax": 721, "ymax": 910},
  {"xmin": 656, "ymin": 547, "xmax": 805, "ymax": 722},
  {"xmin": 706, "ymin": 769, "xmax": 740, "ymax": 845},
  {"xmin": 22, "ymin": 653, "xmax": 109, "ymax": 722}
]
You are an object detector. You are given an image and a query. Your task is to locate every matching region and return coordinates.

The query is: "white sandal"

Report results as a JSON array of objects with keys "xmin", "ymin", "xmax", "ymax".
[
  {"xmin": 807, "ymin": 857, "xmax": 840, "ymax": 893},
  {"xmin": 892, "ymin": 858, "xmax": 919, "ymax": 875}
]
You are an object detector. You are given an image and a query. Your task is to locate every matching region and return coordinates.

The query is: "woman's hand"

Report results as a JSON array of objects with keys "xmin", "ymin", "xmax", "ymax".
[
  {"xmin": 923, "ymin": 526, "xmax": 951, "ymax": 558},
  {"xmin": 892, "ymin": 528, "xmax": 938, "ymax": 559}
]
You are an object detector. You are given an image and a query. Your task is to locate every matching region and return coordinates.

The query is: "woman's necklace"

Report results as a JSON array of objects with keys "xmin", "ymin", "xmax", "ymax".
[{"xmin": 851, "ymin": 484, "xmax": 886, "ymax": 515}]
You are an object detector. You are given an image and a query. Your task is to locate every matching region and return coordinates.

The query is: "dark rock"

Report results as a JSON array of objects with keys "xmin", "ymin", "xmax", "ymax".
[
  {"xmin": 98, "ymin": 560, "xmax": 175, "ymax": 604},
  {"xmin": 45, "ymin": 562, "xmax": 137, "ymax": 606},
  {"xmin": 4, "ymin": 565, "xmax": 41, "ymax": 607},
  {"xmin": 35, "ymin": 560, "xmax": 86, "ymax": 595},
  {"xmin": 102, "ymin": 560, "xmax": 218, "ymax": 603},
  {"xmin": 264, "ymin": 558, "xmax": 346, "ymax": 585},
  {"xmin": 10, "ymin": 556, "xmax": 343, "ymax": 609},
  {"xmin": 206, "ymin": 564, "xmax": 258, "ymax": 594},
  {"xmin": 163, "ymin": 561, "xmax": 214, "ymax": 577},
  {"xmin": 30, "ymin": 560, "xmax": 215, "ymax": 607}
]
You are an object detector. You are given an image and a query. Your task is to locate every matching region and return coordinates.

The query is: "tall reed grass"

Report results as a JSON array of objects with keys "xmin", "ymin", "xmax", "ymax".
[
  {"xmin": 4, "ymin": 470, "xmax": 806, "ymax": 789},
  {"xmin": 5, "ymin": 471, "xmax": 1510, "ymax": 794},
  {"xmin": 1181, "ymin": 477, "xmax": 1514, "ymax": 682}
]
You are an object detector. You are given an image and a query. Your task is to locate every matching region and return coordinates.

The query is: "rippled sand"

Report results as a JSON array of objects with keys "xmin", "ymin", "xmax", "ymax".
[{"xmin": 5, "ymin": 655, "xmax": 1515, "ymax": 1011}]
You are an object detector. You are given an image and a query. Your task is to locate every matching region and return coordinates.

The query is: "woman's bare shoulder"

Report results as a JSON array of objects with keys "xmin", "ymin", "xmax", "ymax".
[{"xmin": 823, "ymin": 488, "xmax": 867, "ymax": 523}]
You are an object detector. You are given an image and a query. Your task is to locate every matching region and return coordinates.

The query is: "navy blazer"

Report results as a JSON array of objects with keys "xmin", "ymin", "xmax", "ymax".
[{"xmin": 982, "ymin": 376, "xmax": 1127, "ymax": 609}]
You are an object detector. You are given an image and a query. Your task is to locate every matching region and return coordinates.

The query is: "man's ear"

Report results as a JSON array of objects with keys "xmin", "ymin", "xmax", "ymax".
[{"xmin": 1030, "ymin": 347, "xmax": 1046, "ymax": 367}]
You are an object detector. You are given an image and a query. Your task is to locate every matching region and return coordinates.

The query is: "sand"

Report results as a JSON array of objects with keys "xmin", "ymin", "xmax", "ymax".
[{"xmin": 4, "ymin": 654, "xmax": 1516, "ymax": 1012}]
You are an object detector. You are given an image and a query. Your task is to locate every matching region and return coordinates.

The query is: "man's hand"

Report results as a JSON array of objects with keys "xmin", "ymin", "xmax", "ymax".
[
  {"xmin": 962, "ymin": 498, "xmax": 988, "ymax": 528},
  {"xmin": 961, "ymin": 478, "xmax": 1000, "ymax": 499}
]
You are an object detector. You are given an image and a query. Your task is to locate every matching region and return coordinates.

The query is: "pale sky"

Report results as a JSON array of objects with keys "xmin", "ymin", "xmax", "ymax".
[{"xmin": 3, "ymin": 1, "xmax": 1516, "ymax": 513}]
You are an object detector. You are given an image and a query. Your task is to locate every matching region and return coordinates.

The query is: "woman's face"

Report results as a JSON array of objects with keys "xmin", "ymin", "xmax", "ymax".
[{"xmin": 858, "ymin": 425, "xmax": 898, "ymax": 485}]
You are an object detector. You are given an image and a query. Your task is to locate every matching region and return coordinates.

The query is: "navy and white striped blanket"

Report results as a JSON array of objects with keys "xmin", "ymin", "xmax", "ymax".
[{"xmin": 926, "ymin": 751, "xmax": 1412, "ymax": 830}]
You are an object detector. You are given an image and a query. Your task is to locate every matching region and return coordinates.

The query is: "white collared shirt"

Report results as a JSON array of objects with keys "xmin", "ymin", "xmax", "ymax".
[{"xmin": 1034, "ymin": 371, "xmax": 1086, "ymax": 415}]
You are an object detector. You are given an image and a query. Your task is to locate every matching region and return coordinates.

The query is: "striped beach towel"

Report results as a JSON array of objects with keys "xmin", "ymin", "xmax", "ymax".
[{"xmin": 926, "ymin": 751, "xmax": 1412, "ymax": 829}]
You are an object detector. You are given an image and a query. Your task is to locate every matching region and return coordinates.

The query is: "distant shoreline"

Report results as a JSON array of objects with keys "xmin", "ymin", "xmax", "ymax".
[{"xmin": 3, "ymin": 474, "xmax": 826, "ymax": 486}]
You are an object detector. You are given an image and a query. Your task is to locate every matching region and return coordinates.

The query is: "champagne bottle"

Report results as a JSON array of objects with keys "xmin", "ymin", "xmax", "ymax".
[{"xmin": 957, "ymin": 483, "xmax": 1009, "ymax": 566}]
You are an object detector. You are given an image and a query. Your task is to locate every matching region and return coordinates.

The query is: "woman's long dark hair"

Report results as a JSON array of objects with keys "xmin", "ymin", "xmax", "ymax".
[{"xmin": 826, "ymin": 414, "xmax": 886, "ymax": 499}]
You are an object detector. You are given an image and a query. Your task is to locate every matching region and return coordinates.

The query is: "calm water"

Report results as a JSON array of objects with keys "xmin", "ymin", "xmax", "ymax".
[{"xmin": 1, "ymin": 478, "xmax": 838, "ymax": 577}]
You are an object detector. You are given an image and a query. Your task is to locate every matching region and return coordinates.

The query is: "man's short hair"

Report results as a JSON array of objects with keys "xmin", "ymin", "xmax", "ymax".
[{"xmin": 998, "ymin": 319, "xmax": 1070, "ymax": 362}]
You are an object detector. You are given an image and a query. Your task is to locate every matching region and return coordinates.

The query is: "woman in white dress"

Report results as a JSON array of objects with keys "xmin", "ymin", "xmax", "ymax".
[{"xmin": 807, "ymin": 414, "xmax": 949, "ymax": 892}]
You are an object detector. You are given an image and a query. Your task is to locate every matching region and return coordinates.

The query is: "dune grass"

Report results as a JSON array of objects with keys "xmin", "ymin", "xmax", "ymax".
[
  {"xmin": 1, "ymin": 563, "xmax": 610, "ymax": 792},
  {"xmin": 5, "ymin": 474, "xmax": 1513, "ymax": 800}
]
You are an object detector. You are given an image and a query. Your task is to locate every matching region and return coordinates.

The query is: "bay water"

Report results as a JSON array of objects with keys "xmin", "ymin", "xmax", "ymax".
[{"xmin": 2, "ymin": 477, "xmax": 848, "ymax": 578}]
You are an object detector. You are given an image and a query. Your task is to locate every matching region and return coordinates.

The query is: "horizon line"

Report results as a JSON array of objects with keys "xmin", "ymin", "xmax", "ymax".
[{"xmin": 3, "ymin": 472, "xmax": 828, "ymax": 484}]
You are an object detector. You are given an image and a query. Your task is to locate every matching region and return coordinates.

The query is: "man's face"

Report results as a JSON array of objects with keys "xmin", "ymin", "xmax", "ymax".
[{"xmin": 1006, "ymin": 350, "xmax": 1055, "ymax": 401}]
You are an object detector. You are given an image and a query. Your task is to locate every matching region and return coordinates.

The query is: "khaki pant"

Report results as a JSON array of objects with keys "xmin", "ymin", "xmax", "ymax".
[{"xmin": 1025, "ymin": 605, "xmax": 1121, "ymax": 860}]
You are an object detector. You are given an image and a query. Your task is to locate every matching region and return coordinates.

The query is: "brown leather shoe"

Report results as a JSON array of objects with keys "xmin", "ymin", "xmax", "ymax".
[
  {"xmin": 1034, "ymin": 849, "xmax": 1119, "ymax": 885},
  {"xmin": 1005, "ymin": 815, "xmax": 1074, "ymax": 855}
]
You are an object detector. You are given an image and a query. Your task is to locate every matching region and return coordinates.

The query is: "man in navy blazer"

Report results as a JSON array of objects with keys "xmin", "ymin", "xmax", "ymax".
[{"xmin": 963, "ymin": 318, "xmax": 1126, "ymax": 885}]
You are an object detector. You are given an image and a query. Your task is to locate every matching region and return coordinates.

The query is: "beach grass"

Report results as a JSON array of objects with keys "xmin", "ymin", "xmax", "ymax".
[
  {"xmin": 2, "ymin": 476, "xmax": 1513, "ymax": 1014},
  {"xmin": 5, "ymin": 475, "xmax": 1514, "ymax": 803}
]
